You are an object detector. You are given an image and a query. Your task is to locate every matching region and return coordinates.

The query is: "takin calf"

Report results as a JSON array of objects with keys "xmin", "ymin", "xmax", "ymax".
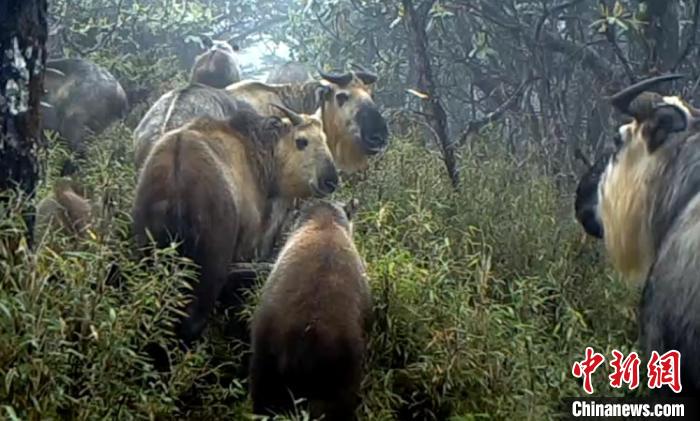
[
  {"xmin": 574, "ymin": 74, "xmax": 700, "ymax": 395},
  {"xmin": 250, "ymin": 199, "xmax": 371, "ymax": 420},
  {"xmin": 34, "ymin": 179, "xmax": 92, "ymax": 243},
  {"xmin": 189, "ymin": 38, "xmax": 241, "ymax": 89},
  {"xmin": 132, "ymin": 106, "xmax": 339, "ymax": 344}
]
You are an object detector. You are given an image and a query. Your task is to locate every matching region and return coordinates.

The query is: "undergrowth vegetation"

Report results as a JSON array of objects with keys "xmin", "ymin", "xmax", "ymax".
[{"xmin": 1, "ymin": 125, "xmax": 637, "ymax": 420}]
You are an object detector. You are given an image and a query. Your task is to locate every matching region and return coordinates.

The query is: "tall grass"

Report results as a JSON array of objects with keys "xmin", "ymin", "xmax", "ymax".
[{"xmin": 0, "ymin": 126, "xmax": 636, "ymax": 420}]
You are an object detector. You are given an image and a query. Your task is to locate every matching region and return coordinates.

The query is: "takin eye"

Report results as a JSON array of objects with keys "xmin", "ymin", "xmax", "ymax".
[
  {"xmin": 336, "ymin": 92, "xmax": 350, "ymax": 107},
  {"xmin": 612, "ymin": 132, "xmax": 623, "ymax": 148},
  {"xmin": 295, "ymin": 137, "xmax": 309, "ymax": 150}
]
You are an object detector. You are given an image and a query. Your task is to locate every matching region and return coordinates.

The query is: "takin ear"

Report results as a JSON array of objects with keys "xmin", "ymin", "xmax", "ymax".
[
  {"xmin": 315, "ymin": 85, "xmax": 332, "ymax": 106},
  {"xmin": 262, "ymin": 115, "xmax": 291, "ymax": 137},
  {"xmin": 646, "ymin": 104, "xmax": 688, "ymax": 153},
  {"xmin": 343, "ymin": 198, "xmax": 360, "ymax": 221}
]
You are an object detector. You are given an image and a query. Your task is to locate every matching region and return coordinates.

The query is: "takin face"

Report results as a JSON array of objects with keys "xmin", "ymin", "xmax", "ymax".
[
  {"xmin": 41, "ymin": 59, "xmax": 129, "ymax": 166},
  {"xmin": 579, "ymin": 75, "xmax": 700, "ymax": 282},
  {"xmin": 189, "ymin": 39, "xmax": 241, "ymax": 89},
  {"xmin": 250, "ymin": 198, "xmax": 370, "ymax": 421},
  {"xmin": 265, "ymin": 61, "xmax": 314, "ymax": 84},
  {"xmin": 133, "ymin": 107, "xmax": 337, "ymax": 344},
  {"xmin": 316, "ymin": 70, "xmax": 390, "ymax": 174},
  {"xmin": 269, "ymin": 104, "xmax": 339, "ymax": 198}
]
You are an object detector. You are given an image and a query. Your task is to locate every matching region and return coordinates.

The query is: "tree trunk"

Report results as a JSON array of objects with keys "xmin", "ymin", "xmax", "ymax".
[
  {"xmin": 402, "ymin": 0, "xmax": 459, "ymax": 187},
  {"xmin": 643, "ymin": 0, "xmax": 680, "ymax": 73},
  {"xmin": 0, "ymin": 0, "xmax": 48, "ymax": 241}
]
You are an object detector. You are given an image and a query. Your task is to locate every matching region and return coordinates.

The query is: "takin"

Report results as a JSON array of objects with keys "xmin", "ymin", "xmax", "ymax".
[
  {"xmin": 228, "ymin": 68, "xmax": 389, "ymax": 174},
  {"xmin": 266, "ymin": 61, "xmax": 314, "ymax": 84},
  {"xmin": 132, "ymin": 83, "xmax": 254, "ymax": 170},
  {"xmin": 41, "ymin": 58, "xmax": 129, "ymax": 170},
  {"xmin": 189, "ymin": 38, "xmax": 241, "ymax": 89},
  {"xmin": 132, "ymin": 106, "xmax": 339, "ymax": 344},
  {"xmin": 33, "ymin": 178, "xmax": 92, "ymax": 242},
  {"xmin": 574, "ymin": 74, "xmax": 700, "ymax": 395},
  {"xmin": 250, "ymin": 198, "xmax": 371, "ymax": 420}
]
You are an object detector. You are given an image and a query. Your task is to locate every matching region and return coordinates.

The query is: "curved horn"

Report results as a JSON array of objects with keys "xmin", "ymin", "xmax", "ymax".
[
  {"xmin": 318, "ymin": 69, "xmax": 353, "ymax": 87},
  {"xmin": 354, "ymin": 71, "xmax": 377, "ymax": 85},
  {"xmin": 46, "ymin": 67, "xmax": 66, "ymax": 77},
  {"xmin": 270, "ymin": 103, "xmax": 304, "ymax": 126},
  {"xmin": 610, "ymin": 74, "xmax": 685, "ymax": 114}
]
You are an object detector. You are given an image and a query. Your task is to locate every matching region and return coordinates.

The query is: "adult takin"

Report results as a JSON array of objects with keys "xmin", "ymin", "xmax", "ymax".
[
  {"xmin": 189, "ymin": 38, "xmax": 241, "ymax": 89},
  {"xmin": 574, "ymin": 74, "xmax": 700, "ymax": 394},
  {"xmin": 266, "ymin": 61, "xmax": 314, "ymax": 84},
  {"xmin": 132, "ymin": 106, "xmax": 338, "ymax": 344},
  {"xmin": 41, "ymin": 58, "xmax": 129, "ymax": 170},
  {"xmin": 132, "ymin": 83, "xmax": 254, "ymax": 170},
  {"xmin": 250, "ymin": 199, "xmax": 371, "ymax": 420}
]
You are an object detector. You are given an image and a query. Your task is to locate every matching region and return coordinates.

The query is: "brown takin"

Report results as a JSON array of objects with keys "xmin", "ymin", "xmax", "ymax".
[
  {"xmin": 227, "ymin": 68, "xmax": 389, "ymax": 174},
  {"xmin": 189, "ymin": 38, "xmax": 241, "ymax": 89},
  {"xmin": 34, "ymin": 178, "xmax": 92, "ymax": 243},
  {"xmin": 132, "ymin": 105, "xmax": 338, "ymax": 344},
  {"xmin": 250, "ymin": 199, "xmax": 371, "ymax": 421}
]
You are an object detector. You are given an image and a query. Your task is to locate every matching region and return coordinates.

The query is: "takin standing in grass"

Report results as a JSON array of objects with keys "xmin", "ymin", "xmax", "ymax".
[
  {"xmin": 33, "ymin": 179, "xmax": 92, "ymax": 243},
  {"xmin": 573, "ymin": 74, "xmax": 700, "ymax": 395},
  {"xmin": 132, "ymin": 83, "xmax": 254, "ymax": 170},
  {"xmin": 41, "ymin": 58, "xmax": 129, "ymax": 174},
  {"xmin": 266, "ymin": 61, "xmax": 314, "ymax": 84},
  {"xmin": 226, "ymin": 69, "xmax": 389, "ymax": 259},
  {"xmin": 189, "ymin": 38, "xmax": 241, "ymax": 89},
  {"xmin": 132, "ymin": 106, "xmax": 339, "ymax": 344},
  {"xmin": 250, "ymin": 199, "xmax": 371, "ymax": 421}
]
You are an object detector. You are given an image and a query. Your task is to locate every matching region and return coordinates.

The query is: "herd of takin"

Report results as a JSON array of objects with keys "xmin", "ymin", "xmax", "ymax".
[{"xmin": 29, "ymin": 37, "xmax": 700, "ymax": 415}]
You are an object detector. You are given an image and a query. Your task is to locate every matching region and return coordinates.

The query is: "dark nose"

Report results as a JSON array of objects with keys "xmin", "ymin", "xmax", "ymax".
[
  {"xmin": 366, "ymin": 133, "xmax": 387, "ymax": 149},
  {"xmin": 319, "ymin": 163, "xmax": 339, "ymax": 195}
]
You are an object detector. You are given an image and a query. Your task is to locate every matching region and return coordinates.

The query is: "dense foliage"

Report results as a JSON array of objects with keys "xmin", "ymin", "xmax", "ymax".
[
  {"xmin": 3, "ymin": 0, "xmax": 693, "ymax": 419},
  {"xmin": 1, "ymin": 124, "xmax": 637, "ymax": 419}
]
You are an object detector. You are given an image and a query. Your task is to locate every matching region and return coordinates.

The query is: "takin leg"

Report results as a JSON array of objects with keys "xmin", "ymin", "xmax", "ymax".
[{"xmin": 250, "ymin": 345, "xmax": 294, "ymax": 416}]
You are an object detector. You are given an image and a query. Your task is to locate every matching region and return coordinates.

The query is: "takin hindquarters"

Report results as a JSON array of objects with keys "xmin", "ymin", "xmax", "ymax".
[
  {"xmin": 250, "ymin": 199, "xmax": 371, "ymax": 421},
  {"xmin": 132, "ymin": 106, "xmax": 338, "ymax": 345}
]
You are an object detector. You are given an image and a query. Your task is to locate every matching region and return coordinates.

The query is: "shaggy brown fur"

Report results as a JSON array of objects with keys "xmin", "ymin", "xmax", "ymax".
[
  {"xmin": 34, "ymin": 179, "xmax": 92, "ymax": 242},
  {"xmin": 132, "ymin": 109, "xmax": 338, "ymax": 344},
  {"xmin": 250, "ymin": 199, "xmax": 371, "ymax": 421}
]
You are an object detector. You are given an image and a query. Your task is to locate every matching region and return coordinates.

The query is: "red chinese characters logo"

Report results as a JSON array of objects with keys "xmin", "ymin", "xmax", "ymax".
[
  {"xmin": 609, "ymin": 349, "xmax": 640, "ymax": 390},
  {"xmin": 647, "ymin": 350, "xmax": 682, "ymax": 393},
  {"xmin": 572, "ymin": 348, "xmax": 682, "ymax": 394},
  {"xmin": 572, "ymin": 347, "xmax": 606, "ymax": 394}
]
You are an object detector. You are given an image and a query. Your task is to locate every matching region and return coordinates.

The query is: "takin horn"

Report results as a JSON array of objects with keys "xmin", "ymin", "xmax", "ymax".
[
  {"xmin": 318, "ymin": 70, "xmax": 353, "ymax": 87},
  {"xmin": 45, "ymin": 67, "xmax": 66, "ymax": 77},
  {"xmin": 610, "ymin": 74, "xmax": 685, "ymax": 114},
  {"xmin": 270, "ymin": 103, "xmax": 304, "ymax": 126},
  {"xmin": 350, "ymin": 63, "xmax": 378, "ymax": 84}
]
